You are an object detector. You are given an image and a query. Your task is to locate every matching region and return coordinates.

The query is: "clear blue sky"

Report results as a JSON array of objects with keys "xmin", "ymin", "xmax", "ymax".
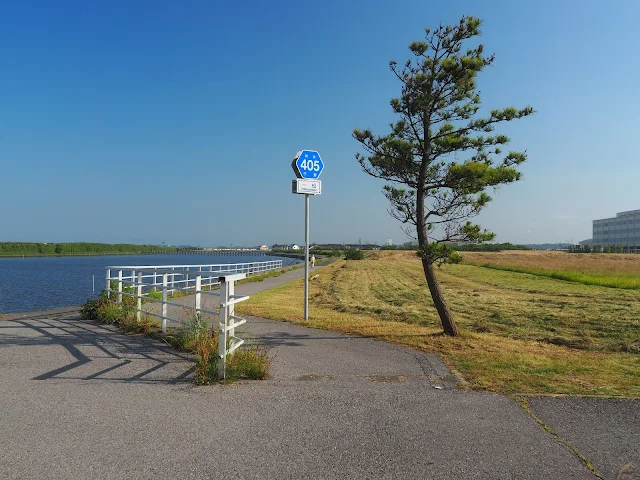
[{"xmin": 2, "ymin": 0, "xmax": 638, "ymax": 246}]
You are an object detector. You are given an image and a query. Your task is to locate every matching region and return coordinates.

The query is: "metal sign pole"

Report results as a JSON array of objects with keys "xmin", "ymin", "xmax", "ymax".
[
  {"xmin": 291, "ymin": 149, "xmax": 323, "ymax": 322},
  {"xmin": 304, "ymin": 193, "xmax": 310, "ymax": 321}
]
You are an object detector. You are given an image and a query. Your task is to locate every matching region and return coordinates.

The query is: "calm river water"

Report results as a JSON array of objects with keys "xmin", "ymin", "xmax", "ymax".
[{"xmin": 0, "ymin": 253, "xmax": 299, "ymax": 314}]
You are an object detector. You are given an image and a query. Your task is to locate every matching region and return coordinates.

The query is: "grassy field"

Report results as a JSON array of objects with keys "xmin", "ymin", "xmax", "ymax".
[
  {"xmin": 463, "ymin": 251, "xmax": 640, "ymax": 289},
  {"xmin": 237, "ymin": 250, "xmax": 640, "ymax": 396}
]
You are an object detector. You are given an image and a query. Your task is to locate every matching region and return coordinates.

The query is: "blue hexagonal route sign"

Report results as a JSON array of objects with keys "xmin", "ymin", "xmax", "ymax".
[{"xmin": 293, "ymin": 150, "xmax": 324, "ymax": 179}]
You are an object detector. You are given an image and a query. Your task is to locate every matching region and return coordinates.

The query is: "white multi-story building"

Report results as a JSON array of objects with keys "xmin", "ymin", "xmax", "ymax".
[{"xmin": 593, "ymin": 209, "xmax": 640, "ymax": 246}]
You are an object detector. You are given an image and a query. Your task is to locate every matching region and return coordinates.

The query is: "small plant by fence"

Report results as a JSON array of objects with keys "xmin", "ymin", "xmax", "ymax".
[{"xmin": 104, "ymin": 260, "xmax": 282, "ymax": 379}]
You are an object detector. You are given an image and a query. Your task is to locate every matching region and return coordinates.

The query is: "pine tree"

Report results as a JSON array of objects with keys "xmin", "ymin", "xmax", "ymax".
[{"xmin": 354, "ymin": 17, "xmax": 533, "ymax": 335}]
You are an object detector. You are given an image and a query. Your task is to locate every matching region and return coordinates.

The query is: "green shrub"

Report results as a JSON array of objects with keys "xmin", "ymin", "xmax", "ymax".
[{"xmin": 344, "ymin": 248, "xmax": 364, "ymax": 260}]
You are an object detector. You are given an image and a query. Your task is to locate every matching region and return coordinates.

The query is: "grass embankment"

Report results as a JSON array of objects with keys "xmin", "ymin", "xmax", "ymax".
[
  {"xmin": 237, "ymin": 251, "xmax": 639, "ymax": 396},
  {"xmin": 463, "ymin": 251, "xmax": 640, "ymax": 289}
]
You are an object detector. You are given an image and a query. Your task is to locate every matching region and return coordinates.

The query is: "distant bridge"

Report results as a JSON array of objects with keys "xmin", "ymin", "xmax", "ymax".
[{"xmin": 176, "ymin": 249, "xmax": 305, "ymax": 259}]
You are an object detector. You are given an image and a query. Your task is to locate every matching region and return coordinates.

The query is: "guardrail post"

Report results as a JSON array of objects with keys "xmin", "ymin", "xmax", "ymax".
[
  {"xmin": 117, "ymin": 270, "xmax": 123, "ymax": 304},
  {"xmin": 218, "ymin": 277, "xmax": 228, "ymax": 380},
  {"xmin": 106, "ymin": 268, "xmax": 111, "ymax": 296},
  {"xmin": 227, "ymin": 277, "xmax": 236, "ymax": 339},
  {"xmin": 136, "ymin": 271, "xmax": 143, "ymax": 323},
  {"xmin": 170, "ymin": 267, "xmax": 175, "ymax": 293},
  {"xmin": 162, "ymin": 272, "xmax": 168, "ymax": 333},
  {"xmin": 195, "ymin": 274, "xmax": 201, "ymax": 318}
]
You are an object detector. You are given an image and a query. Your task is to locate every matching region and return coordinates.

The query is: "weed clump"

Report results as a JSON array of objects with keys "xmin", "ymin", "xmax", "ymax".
[
  {"xmin": 227, "ymin": 346, "xmax": 272, "ymax": 380},
  {"xmin": 80, "ymin": 294, "xmax": 271, "ymax": 384},
  {"xmin": 193, "ymin": 323, "xmax": 219, "ymax": 385},
  {"xmin": 81, "ymin": 290, "xmax": 134, "ymax": 324}
]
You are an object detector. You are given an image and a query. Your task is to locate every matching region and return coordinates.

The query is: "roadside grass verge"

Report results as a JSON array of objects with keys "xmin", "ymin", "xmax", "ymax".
[
  {"xmin": 236, "ymin": 251, "xmax": 639, "ymax": 396},
  {"xmin": 476, "ymin": 263, "xmax": 640, "ymax": 290},
  {"xmin": 237, "ymin": 266, "xmax": 300, "ymax": 285},
  {"xmin": 80, "ymin": 293, "xmax": 270, "ymax": 384}
]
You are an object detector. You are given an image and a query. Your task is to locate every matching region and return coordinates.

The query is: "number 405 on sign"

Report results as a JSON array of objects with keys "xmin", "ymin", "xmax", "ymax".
[{"xmin": 291, "ymin": 150, "xmax": 325, "ymax": 180}]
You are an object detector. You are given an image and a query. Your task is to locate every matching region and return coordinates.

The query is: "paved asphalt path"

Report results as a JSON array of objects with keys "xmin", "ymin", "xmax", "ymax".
[
  {"xmin": 143, "ymin": 264, "xmax": 320, "ymax": 324},
  {"xmin": 1, "ymin": 266, "xmax": 638, "ymax": 479}
]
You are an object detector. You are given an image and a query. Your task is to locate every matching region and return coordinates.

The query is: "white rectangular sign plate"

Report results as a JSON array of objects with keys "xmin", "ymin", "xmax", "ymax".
[{"xmin": 292, "ymin": 179, "xmax": 322, "ymax": 195}]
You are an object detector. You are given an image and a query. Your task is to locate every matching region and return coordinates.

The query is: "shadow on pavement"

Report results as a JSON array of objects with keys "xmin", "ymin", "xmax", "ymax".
[{"xmin": 0, "ymin": 310, "xmax": 195, "ymax": 384}]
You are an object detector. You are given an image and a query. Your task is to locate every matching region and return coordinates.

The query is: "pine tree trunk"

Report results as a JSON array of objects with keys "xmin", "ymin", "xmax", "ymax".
[{"xmin": 422, "ymin": 258, "xmax": 459, "ymax": 336}]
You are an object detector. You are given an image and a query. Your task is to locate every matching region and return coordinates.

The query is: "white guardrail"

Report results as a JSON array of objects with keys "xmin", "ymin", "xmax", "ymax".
[{"xmin": 105, "ymin": 260, "xmax": 283, "ymax": 379}]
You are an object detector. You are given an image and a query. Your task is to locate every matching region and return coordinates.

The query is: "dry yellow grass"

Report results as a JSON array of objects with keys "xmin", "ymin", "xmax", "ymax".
[
  {"xmin": 462, "ymin": 250, "xmax": 640, "ymax": 274},
  {"xmin": 237, "ymin": 251, "xmax": 640, "ymax": 396}
]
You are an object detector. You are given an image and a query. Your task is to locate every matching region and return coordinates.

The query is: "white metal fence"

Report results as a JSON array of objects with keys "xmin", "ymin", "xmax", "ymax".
[{"xmin": 104, "ymin": 260, "xmax": 283, "ymax": 379}]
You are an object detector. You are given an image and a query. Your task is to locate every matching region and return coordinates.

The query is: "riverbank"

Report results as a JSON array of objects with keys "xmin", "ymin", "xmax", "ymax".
[{"xmin": 0, "ymin": 253, "xmax": 302, "ymax": 314}]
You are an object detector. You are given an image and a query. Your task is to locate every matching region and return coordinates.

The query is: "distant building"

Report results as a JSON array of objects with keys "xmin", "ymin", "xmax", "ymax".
[
  {"xmin": 593, "ymin": 209, "xmax": 640, "ymax": 247},
  {"xmin": 291, "ymin": 244, "xmax": 300, "ymax": 250},
  {"xmin": 258, "ymin": 245, "xmax": 269, "ymax": 251},
  {"xmin": 272, "ymin": 244, "xmax": 290, "ymax": 250},
  {"xmin": 386, "ymin": 238, "xmax": 393, "ymax": 247}
]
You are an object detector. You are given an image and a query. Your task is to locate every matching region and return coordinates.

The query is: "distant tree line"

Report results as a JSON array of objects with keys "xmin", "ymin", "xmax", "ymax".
[
  {"xmin": 308, "ymin": 248, "xmax": 342, "ymax": 257},
  {"xmin": 381, "ymin": 243, "xmax": 529, "ymax": 252},
  {"xmin": 568, "ymin": 244, "xmax": 638, "ymax": 254},
  {"xmin": 0, "ymin": 242, "xmax": 179, "ymax": 256},
  {"xmin": 452, "ymin": 243, "xmax": 530, "ymax": 252}
]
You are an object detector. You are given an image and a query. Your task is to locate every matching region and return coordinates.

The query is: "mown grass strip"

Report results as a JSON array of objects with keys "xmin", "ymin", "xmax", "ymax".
[
  {"xmin": 237, "ymin": 252, "xmax": 640, "ymax": 396},
  {"xmin": 478, "ymin": 263, "xmax": 640, "ymax": 289}
]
